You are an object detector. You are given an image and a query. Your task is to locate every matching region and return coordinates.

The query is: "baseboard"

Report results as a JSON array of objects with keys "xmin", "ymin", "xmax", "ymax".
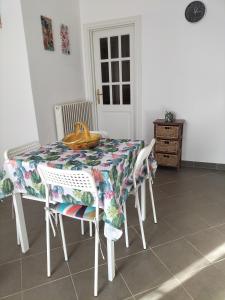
[{"xmin": 181, "ymin": 160, "xmax": 225, "ymax": 171}]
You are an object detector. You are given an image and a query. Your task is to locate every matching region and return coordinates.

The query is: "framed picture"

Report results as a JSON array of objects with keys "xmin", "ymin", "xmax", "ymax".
[
  {"xmin": 60, "ymin": 24, "xmax": 70, "ymax": 55},
  {"xmin": 40, "ymin": 16, "xmax": 54, "ymax": 51}
]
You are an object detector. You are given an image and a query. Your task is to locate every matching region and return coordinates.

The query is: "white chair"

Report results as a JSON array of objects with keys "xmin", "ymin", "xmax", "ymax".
[
  {"xmin": 90, "ymin": 130, "xmax": 109, "ymax": 138},
  {"xmin": 38, "ymin": 165, "xmax": 102, "ymax": 297},
  {"xmin": 4, "ymin": 141, "xmax": 41, "ymax": 162},
  {"xmin": 4, "ymin": 140, "xmax": 102, "ymax": 244},
  {"xmin": 123, "ymin": 138, "xmax": 157, "ymax": 249},
  {"xmin": 4, "ymin": 141, "xmax": 41, "ymax": 245}
]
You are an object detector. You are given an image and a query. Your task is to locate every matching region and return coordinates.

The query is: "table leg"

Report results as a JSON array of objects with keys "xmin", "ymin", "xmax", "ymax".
[
  {"xmin": 107, "ymin": 239, "xmax": 115, "ymax": 281},
  {"xmin": 141, "ymin": 181, "xmax": 146, "ymax": 221},
  {"xmin": 13, "ymin": 193, "xmax": 29, "ymax": 253}
]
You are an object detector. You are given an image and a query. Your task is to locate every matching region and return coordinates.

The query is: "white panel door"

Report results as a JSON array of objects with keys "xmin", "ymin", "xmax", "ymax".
[{"xmin": 93, "ymin": 26, "xmax": 135, "ymax": 139}]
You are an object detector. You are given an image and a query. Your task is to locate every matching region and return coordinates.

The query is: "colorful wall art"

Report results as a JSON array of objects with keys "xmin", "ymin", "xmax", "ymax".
[
  {"xmin": 60, "ymin": 24, "xmax": 70, "ymax": 55},
  {"xmin": 41, "ymin": 16, "xmax": 54, "ymax": 51}
]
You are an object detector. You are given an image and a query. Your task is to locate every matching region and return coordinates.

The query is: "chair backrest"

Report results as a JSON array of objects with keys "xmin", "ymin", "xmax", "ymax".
[
  {"xmin": 4, "ymin": 141, "xmax": 40, "ymax": 160},
  {"xmin": 133, "ymin": 138, "xmax": 156, "ymax": 187},
  {"xmin": 90, "ymin": 131, "xmax": 109, "ymax": 138},
  {"xmin": 37, "ymin": 165, "xmax": 99, "ymax": 213}
]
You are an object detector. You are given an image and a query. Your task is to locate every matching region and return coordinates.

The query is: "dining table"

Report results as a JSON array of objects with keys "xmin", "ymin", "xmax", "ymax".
[{"xmin": 1, "ymin": 138, "xmax": 157, "ymax": 281}]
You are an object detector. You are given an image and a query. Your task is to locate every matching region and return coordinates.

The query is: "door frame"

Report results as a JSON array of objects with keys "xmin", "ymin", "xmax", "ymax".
[{"xmin": 83, "ymin": 16, "xmax": 143, "ymax": 139}]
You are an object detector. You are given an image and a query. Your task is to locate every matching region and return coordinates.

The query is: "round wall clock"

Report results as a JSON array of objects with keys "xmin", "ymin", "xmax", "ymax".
[{"xmin": 185, "ymin": 1, "xmax": 206, "ymax": 23}]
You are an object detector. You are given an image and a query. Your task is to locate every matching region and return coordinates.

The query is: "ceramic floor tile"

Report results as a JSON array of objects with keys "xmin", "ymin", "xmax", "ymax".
[
  {"xmin": 183, "ymin": 265, "xmax": 225, "ymax": 300},
  {"xmin": 164, "ymin": 211, "xmax": 209, "ymax": 236},
  {"xmin": 134, "ymin": 285, "xmax": 191, "ymax": 300},
  {"xmin": 0, "ymin": 261, "xmax": 21, "ymax": 298},
  {"xmin": 22, "ymin": 247, "xmax": 70, "ymax": 290},
  {"xmin": 73, "ymin": 264, "xmax": 132, "ymax": 300},
  {"xmin": 213, "ymin": 258, "xmax": 225, "ymax": 276},
  {"xmin": 23, "ymin": 277, "xmax": 77, "ymax": 300},
  {"xmin": 153, "ymin": 238, "xmax": 210, "ymax": 281},
  {"xmin": 0, "ymin": 220, "xmax": 21, "ymax": 264},
  {"xmin": 186, "ymin": 228, "xmax": 225, "ymax": 263},
  {"xmin": 0, "ymin": 293, "xmax": 22, "ymax": 300},
  {"xmin": 157, "ymin": 180, "xmax": 194, "ymax": 198},
  {"xmin": 197, "ymin": 203, "xmax": 225, "ymax": 227},
  {"xmin": 215, "ymin": 223, "xmax": 225, "ymax": 235},
  {"xmin": 0, "ymin": 219, "xmax": 16, "ymax": 237},
  {"xmin": 134, "ymin": 219, "xmax": 182, "ymax": 248},
  {"xmin": 21, "ymin": 225, "xmax": 62, "ymax": 257},
  {"xmin": 116, "ymin": 250, "xmax": 171, "ymax": 295},
  {"xmin": 156, "ymin": 192, "xmax": 195, "ymax": 217},
  {"xmin": 0, "ymin": 197, "xmax": 13, "ymax": 224},
  {"xmin": 67, "ymin": 238, "xmax": 106, "ymax": 274}
]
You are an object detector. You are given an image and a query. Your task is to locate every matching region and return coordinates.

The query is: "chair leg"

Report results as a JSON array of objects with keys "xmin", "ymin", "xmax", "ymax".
[
  {"xmin": 81, "ymin": 220, "xmax": 84, "ymax": 235},
  {"xmin": 16, "ymin": 217, "xmax": 21, "ymax": 245},
  {"xmin": 59, "ymin": 214, "xmax": 68, "ymax": 261},
  {"xmin": 46, "ymin": 210, "xmax": 51, "ymax": 277},
  {"xmin": 12, "ymin": 202, "xmax": 20, "ymax": 245},
  {"xmin": 141, "ymin": 181, "xmax": 146, "ymax": 221},
  {"xmin": 94, "ymin": 221, "xmax": 99, "ymax": 297},
  {"xmin": 136, "ymin": 190, "xmax": 147, "ymax": 249},
  {"xmin": 122, "ymin": 202, "xmax": 129, "ymax": 248},
  {"xmin": 149, "ymin": 179, "xmax": 157, "ymax": 223},
  {"xmin": 55, "ymin": 213, "xmax": 58, "ymax": 226},
  {"xmin": 89, "ymin": 221, "xmax": 93, "ymax": 237}
]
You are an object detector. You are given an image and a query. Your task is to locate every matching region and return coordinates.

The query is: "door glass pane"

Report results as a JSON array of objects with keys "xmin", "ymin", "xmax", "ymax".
[
  {"xmin": 111, "ymin": 61, "xmax": 119, "ymax": 82},
  {"xmin": 122, "ymin": 61, "xmax": 130, "ymax": 82},
  {"xmin": 121, "ymin": 35, "xmax": 130, "ymax": 57},
  {"xmin": 102, "ymin": 86, "xmax": 110, "ymax": 105},
  {"xmin": 100, "ymin": 38, "xmax": 108, "ymax": 59},
  {"xmin": 112, "ymin": 85, "xmax": 120, "ymax": 105},
  {"xmin": 110, "ymin": 36, "xmax": 119, "ymax": 58},
  {"xmin": 101, "ymin": 62, "xmax": 109, "ymax": 83},
  {"xmin": 122, "ymin": 85, "xmax": 130, "ymax": 104}
]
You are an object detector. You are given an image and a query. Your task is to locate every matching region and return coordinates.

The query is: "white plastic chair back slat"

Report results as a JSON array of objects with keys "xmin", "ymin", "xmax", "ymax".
[
  {"xmin": 37, "ymin": 165, "xmax": 99, "ymax": 206},
  {"xmin": 4, "ymin": 141, "xmax": 40, "ymax": 160},
  {"xmin": 38, "ymin": 166, "xmax": 97, "ymax": 193},
  {"xmin": 133, "ymin": 138, "xmax": 156, "ymax": 187}
]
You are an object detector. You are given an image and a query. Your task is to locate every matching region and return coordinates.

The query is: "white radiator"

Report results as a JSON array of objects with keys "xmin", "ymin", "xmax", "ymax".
[{"xmin": 54, "ymin": 101, "xmax": 93, "ymax": 140}]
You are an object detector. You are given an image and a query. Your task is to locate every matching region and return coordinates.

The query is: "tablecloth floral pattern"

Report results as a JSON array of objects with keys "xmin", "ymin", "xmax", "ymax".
[
  {"xmin": 3, "ymin": 139, "xmax": 157, "ymax": 229},
  {"xmin": 0, "ymin": 168, "xmax": 14, "ymax": 201}
]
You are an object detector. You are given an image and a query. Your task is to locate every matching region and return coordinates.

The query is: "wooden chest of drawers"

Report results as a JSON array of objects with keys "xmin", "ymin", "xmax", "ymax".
[{"xmin": 153, "ymin": 119, "xmax": 185, "ymax": 169}]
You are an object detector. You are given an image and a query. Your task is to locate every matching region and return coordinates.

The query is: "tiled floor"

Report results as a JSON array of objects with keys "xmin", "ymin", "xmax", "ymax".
[{"xmin": 1, "ymin": 167, "xmax": 225, "ymax": 299}]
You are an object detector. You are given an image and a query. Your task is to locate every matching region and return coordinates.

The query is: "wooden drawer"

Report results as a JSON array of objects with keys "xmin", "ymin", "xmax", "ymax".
[
  {"xmin": 156, "ymin": 153, "xmax": 178, "ymax": 167},
  {"xmin": 156, "ymin": 125, "xmax": 179, "ymax": 139},
  {"xmin": 155, "ymin": 140, "xmax": 179, "ymax": 153}
]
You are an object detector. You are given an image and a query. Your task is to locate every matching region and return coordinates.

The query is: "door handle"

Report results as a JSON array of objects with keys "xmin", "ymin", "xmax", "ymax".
[{"xmin": 96, "ymin": 89, "xmax": 103, "ymax": 105}]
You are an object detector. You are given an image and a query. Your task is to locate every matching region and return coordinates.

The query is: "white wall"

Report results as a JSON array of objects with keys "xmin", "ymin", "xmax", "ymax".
[
  {"xmin": 0, "ymin": 0, "xmax": 39, "ymax": 165},
  {"xmin": 80, "ymin": 0, "xmax": 225, "ymax": 164},
  {"xmin": 21, "ymin": 0, "xmax": 85, "ymax": 144}
]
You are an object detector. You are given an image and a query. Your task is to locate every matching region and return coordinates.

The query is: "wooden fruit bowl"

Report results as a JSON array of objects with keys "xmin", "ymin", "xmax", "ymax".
[{"xmin": 63, "ymin": 122, "xmax": 101, "ymax": 150}]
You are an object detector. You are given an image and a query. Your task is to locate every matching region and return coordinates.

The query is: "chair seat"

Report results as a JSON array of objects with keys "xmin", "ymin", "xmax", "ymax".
[{"xmin": 52, "ymin": 203, "xmax": 103, "ymax": 221}]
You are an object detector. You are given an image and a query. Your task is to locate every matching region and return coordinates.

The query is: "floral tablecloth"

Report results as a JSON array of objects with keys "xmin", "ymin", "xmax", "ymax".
[
  {"xmin": 0, "ymin": 168, "xmax": 14, "ymax": 201},
  {"xmin": 3, "ymin": 139, "xmax": 157, "ymax": 237}
]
